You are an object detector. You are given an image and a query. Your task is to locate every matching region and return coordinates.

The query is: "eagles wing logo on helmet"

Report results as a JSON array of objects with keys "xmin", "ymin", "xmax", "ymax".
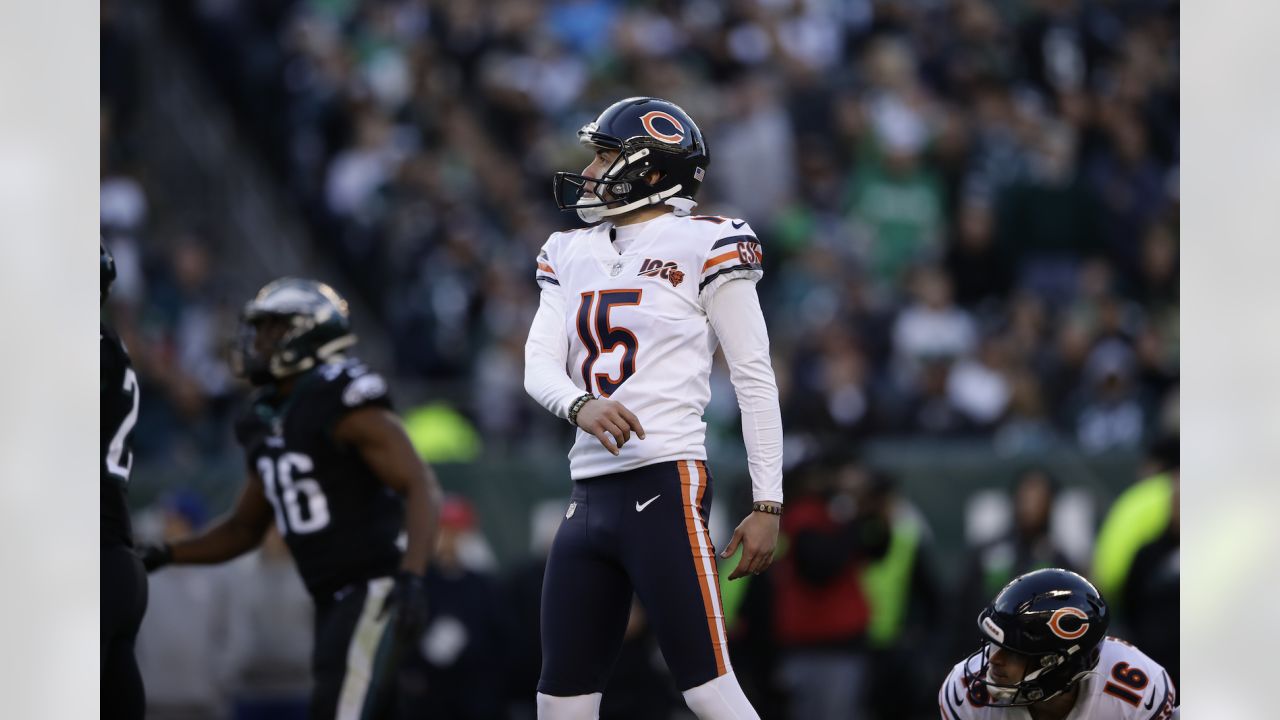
[{"xmin": 234, "ymin": 278, "xmax": 357, "ymax": 386}]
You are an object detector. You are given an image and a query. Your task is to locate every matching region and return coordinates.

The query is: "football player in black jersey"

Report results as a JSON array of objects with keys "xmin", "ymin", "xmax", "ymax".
[
  {"xmin": 138, "ymin": 278, "xmax": 442, "ymax": 720},
  {"xmin": 101, "ymin": 240, "xmax": 148, "ymax": 719}
]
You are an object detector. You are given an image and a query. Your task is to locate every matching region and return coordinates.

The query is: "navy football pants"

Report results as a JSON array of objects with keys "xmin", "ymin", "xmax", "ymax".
[{"xmin": 538, "ymin": 460, "xmax": 731, "ymax": 696}]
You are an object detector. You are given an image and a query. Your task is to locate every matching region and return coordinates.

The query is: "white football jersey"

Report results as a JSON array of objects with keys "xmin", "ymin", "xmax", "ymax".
[
  {"xmin": 534, "ymin": 212, "xmax": 764, "ymax": 480},
  {"xmin": 939, "ymin": 637, "xmax": 1177, "ymax": 720}
]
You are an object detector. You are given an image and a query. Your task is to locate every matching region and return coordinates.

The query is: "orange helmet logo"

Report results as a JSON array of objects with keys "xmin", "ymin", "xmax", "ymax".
[
  {"xmin": 640, "ymin": 111, "xmax": 686, "ymax": 144},
  {"xmin": 1048, "ymin": 607, "xmax": 1090, "ymax": 641}
]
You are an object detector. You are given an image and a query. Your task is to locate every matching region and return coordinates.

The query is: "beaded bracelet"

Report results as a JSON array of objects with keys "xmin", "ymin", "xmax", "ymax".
[
  {"xmin": 567, "ymin": 393, "xmax": 595, "ymax": 426},
  {"xmin": 752, "ymin": 502, "xmax": 783, "ymax": 516}
]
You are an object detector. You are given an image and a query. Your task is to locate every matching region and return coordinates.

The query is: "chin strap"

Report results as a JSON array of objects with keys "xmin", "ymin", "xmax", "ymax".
[{"xmin": 576, "ymin": 185, "xmax": 688, "ymax": 224}]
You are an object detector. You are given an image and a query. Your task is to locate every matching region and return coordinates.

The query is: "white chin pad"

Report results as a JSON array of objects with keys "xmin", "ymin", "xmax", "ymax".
[
  {"xmin": 575, "ymin": 194, "xmax": 607, "ymax": 224},
  {"xmin": 984, "ymin": 671, "xmax": 1017, "ymax": 701}
]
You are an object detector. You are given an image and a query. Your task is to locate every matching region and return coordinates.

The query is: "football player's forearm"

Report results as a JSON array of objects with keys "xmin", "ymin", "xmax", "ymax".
[
  {"xmin": 399, "ymin": 470, "xmax": 440, "ymax": 576},
  {"xmin": 336, "ymin": 407, "xmax": 440, "ymax": 576},
  {"xmin": 169, "ymin": 516, "xmax": 265, "ymax": 564},
  {"xmin": 524, "ymin": 288, "xmax": 587, "ymax": 418},
  {"xmin": 737, "ymin": 388, "xmax": 784, "ymax": 503},
  {"xmin": 706, "ymin": 280, "xmax": 784, "ymax": 503},
  {"xmin": 524, "ymin": 353, "xmax": 585, "ymax": 418}
]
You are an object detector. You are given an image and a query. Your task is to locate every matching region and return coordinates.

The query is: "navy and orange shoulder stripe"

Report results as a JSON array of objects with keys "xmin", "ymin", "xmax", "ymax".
[
  {"xmin": 699, "ymin": 235, "xmax": 763, "ymax": 291},
  {"xmin": 535, "ymin": 249, "xmax": 559, "ymax": 285}
]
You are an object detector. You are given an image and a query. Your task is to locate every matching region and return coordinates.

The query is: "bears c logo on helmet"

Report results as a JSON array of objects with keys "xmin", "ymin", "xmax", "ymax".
[
  {"xmin": 640, "ymin": 111, "xmax": 685, "ymax": 143},
  {"xmin": 1048, "ymin": 607, "xmax": 1090, "ymax": 641}
]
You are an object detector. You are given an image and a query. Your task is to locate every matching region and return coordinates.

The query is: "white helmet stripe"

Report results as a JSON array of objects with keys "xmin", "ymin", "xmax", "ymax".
[{"xmin": 623, "ymin": 148, "xmax": 650, "ymax": 165}]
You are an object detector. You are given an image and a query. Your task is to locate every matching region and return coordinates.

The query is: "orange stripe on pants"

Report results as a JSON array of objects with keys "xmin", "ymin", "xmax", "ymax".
[{"xmin": 679, "ymin": 460, "xmax": 729, "ymax": 676}]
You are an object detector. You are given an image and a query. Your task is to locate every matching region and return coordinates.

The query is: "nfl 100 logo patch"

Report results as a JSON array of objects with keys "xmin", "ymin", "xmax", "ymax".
[{"xmin": 638, "ymin": 258, "xmax": 684, "ymax": 287}]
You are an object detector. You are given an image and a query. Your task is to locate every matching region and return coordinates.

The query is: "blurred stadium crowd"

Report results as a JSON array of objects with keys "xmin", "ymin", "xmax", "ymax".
[{"xmin": 101, "ymin": 0, "xmax": 1178, "ymax": 718}]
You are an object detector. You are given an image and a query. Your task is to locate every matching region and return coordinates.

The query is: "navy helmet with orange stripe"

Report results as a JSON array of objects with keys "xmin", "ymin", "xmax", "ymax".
[
  {"xmin": 553, "ymin": 97, "xmax": 709, "ymax": 224},
  {"xmin": 963, "ymin": 568, "xmax": 1109, "ymax": 707}
]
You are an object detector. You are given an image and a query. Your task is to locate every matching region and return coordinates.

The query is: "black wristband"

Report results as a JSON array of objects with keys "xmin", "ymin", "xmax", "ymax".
[
  {"xmin": 567, "ymin": 393, "xmax": 595, "ymax": 426},
  {"xmin": 752, "ymin": 502, "xmax": 783, "ymax": 516}
]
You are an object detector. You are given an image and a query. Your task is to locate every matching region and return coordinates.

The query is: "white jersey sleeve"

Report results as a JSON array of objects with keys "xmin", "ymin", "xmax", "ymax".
[
  {"xmin": 694, "ymin": 217, "xmax": 781, "ymax": 501},
  {"xmin": 524, "ymin": 233, "xmax": 588, "ymax": 419},
  {"xmin": 695, "ymin": 217, "xmax": 764, "ymax": 304},
  {"xmin": 535, "ymin": 237, "xmax": 562, "ymax": 290},
  {"xmin": 705, "ymin": 280, "xmax": 783, "ymax": 503}
]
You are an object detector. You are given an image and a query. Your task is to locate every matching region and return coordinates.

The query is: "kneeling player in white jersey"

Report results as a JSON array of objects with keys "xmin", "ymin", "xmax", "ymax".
[
  {"xmin": 524, "ymin": 97, "xmax": 783, "ymax": 720},
  {"xmin": 940, "ymin": 568, "xmax": 1178, "ymax": 720}
]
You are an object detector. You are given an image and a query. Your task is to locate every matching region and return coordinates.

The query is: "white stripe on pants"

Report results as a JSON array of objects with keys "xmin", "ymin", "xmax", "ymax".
[{"xmin": 336, "ymin": 577, "xmax": 395, "ymax": 720}]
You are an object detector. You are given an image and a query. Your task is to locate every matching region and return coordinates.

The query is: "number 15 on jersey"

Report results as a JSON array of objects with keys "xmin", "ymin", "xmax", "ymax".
[{"xmin": 576, "ymin": 289, "xmax": 642, "ymax": 397}]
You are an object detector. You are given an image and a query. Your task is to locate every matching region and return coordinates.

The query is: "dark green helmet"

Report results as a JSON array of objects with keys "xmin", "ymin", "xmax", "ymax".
[
  {"xmin": 233, "ymin": 278, "xmax": 356, "ymax": 385},
  {"xmin": 101, "ymin": 238, "xmax": 116, "ymax": 307}
]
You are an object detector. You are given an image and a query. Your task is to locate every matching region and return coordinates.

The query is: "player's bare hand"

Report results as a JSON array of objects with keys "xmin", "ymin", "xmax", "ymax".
[
  {"xmin": 720, "ymin": 506, "xmax": 780, "ymax": 580},
  {"xmin": 575, "ymin": 398, "xmax": 645, "ymax": 455}
]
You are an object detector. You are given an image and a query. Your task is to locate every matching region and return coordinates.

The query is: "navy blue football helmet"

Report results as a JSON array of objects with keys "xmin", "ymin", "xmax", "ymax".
[
  {"xmin": 553, "ymin": 97, "xmax": 709, "ymax": 223},
  {"xmin": 963, "ymin": 568, "xmax": 1110, "ymax": 706}
]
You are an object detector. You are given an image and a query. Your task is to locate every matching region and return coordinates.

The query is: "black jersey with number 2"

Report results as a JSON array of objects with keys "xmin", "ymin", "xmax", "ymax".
[
  {"xmin": 235, "ymin": 358, "xmax": 404, "ymax": 598},
  {"xmin": 101, "ymin": 323, "xmax": 139, "ymax": 548}
]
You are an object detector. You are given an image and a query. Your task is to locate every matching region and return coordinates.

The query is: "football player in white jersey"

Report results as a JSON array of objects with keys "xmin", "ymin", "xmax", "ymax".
[
  {"xmin": 940, "ymin": 568, "xmax": 1178, "ymax": 720},
  {"xmin": 524, "ymin": 97, "xmax": 783, "ymax": 720}
]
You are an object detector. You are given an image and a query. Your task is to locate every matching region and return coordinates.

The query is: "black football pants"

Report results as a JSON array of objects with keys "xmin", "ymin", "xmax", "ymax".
[
  {"xmin": 311, "ymin": 576, "xmax": 405, "ymax": 720},
  {"xmin": 101, "ymin": 544, "xmax": 148, "ymax": 720}
]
